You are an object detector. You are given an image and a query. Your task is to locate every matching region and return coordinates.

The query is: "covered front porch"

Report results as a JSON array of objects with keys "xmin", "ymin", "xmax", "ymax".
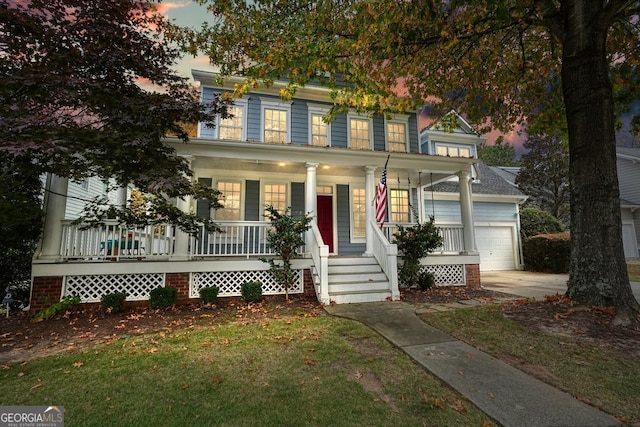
[{"xmin": 32, "ymin": 140, "xmax": 480, "ymax": 309}]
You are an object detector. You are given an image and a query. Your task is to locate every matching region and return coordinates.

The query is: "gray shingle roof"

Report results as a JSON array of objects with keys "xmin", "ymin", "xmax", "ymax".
[
  {"xmin": 427, "ymin": 163, "xmax": 526, "ymax": 197},
  {"xmin": 616, "ymin": 146, "xmax": 640, "ymax": 160}
]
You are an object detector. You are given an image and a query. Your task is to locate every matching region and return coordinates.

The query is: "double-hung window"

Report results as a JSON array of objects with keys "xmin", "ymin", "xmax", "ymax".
[
  {"xmin": 261, "ymin": 99, "xmax": 291, "ymax": 143},
  {"xmin": 308, "ymin": 104, "xmax": 331, "ymax": 146},
  {"xmin": 348, "ymin": 114, "xmax": 372, "ymax": 150},
  {"xmin": 215, "ymin": 99, "xmax": 247, "ymax": 141},
  {"xmin": 385, "ymin": 115, "xmax": 409, "ymax": 152},
  {"xmin": 264, "ymin": 183, "xmax": 288, "ymax": 216},
  {"xmin": 390, "ymin": 189, "xmax": 411, "ymax": 223},
  {"xmin": 351, "ymin": 187, "xmax": 366, "ymax": 241},
  {"xmin": 216, "ymin": 181, "xmax": 242, "ymax": 221}
]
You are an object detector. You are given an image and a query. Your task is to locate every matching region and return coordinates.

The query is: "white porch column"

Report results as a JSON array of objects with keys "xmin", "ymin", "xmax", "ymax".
[
  {"xmin": 305, "ymin": 163, "xmax": 319, "ymax": 247},
  {"xmin": 171, "ymin": 196, "xmax": 191, "ymax": 260},
  {"xmin": 38, "ymin": 174, "xmax": 69, "ymax": 261},
  {"xmin": 364, "ymin": 166, "xmax": 376, "ymax": 255},
  {"xmin": 458, "ymin": 170, "xmax": 477, "ymax": 254},
  {"xmin": 115, "ymin": 186, "xmax": 128, "ymax": 209},
  {"xmin": 172, "ymin": 156, "xmax": 194, "ymax": 260}
]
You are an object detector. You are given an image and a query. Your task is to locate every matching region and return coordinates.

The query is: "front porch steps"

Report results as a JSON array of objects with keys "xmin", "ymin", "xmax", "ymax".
[{"xmin": 326, "ymin": 256, "xmax": 392, "ymax": 304}]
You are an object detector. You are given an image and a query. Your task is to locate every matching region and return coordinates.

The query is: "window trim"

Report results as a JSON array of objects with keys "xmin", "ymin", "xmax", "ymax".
[
  {"xmin": 214, "ymin": 179, "xmax": 244, "ymax": 221},
  {"xmin": 347, "ymin": 113, "xmax": 373, "ymax": 150},
  {"xmin": 260, "ymin": 181, "xmax": 290, "ymax": 217},
  {"xmin": 384, "ymin": 114, "xmax": 410, "ymax": 153},
  {"xmin": 211, "ymin": 98, "xmax": 248, "ymax": 141},
  {"xmin": 389, "ymin": 188, "xmax": 412, "ymax": 224},
  {"xmin": 308, "ymin": 104, "xmax": 331, "ymax": 147},
  {"xmin": 260, "ymin": 98, "xmax": 292, "ymax": 143},
  {"xmin": 349, "ymin": 185, "xmax": 366, "ymax": 244}
]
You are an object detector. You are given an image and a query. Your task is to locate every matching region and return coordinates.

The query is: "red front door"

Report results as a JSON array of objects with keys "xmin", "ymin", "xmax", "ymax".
[{"xmin": 317, "ymin": 195, "xmax": 334, "ymax": 252}]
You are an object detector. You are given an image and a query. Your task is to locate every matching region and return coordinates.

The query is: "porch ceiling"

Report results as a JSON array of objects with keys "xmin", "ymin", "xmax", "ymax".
[{"xmin": 168, "ymin": 137, "xmax": 477, "ymax": 181}]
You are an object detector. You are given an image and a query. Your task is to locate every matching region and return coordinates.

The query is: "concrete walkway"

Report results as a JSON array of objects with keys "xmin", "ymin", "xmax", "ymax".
[{"xmin": 325, "ymin": 299, "xmax": 622, "ymax": 427}]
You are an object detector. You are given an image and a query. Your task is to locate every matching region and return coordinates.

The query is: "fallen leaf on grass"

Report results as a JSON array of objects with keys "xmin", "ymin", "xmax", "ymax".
[
  {"xmin": 73, "ymin": 362, "xmax": 84, "ymax": 368},
  {"xmin": 431, "ymin": 398, "xmax": 444, "ymax": 409},
  {"xmin": 449, "ymin": 400, "xmax": 467, "ymax": 413},
  {"xmin": 30, "ymin": 383, "xmax": 42, "ymax": 390},
  {"xmin": 554, "ymin": 309, "xmax": 574, "ymax": 320}
]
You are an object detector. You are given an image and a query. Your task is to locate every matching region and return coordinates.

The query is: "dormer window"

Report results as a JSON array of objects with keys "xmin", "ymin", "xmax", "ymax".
[{"xmin": 435, "ymin": 143, "xmax": 471, "ymax": 158}]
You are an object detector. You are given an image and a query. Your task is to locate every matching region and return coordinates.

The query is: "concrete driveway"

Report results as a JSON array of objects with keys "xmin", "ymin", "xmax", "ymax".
[{"xmin": 481, "ymin": 270, "xmax": 640, "ymax": 303}]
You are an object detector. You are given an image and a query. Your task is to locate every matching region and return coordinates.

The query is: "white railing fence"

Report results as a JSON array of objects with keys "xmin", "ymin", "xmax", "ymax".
[
  {"xmin": 60, "ymin": 220, "xmax": 174, "ymax": 261},
  {"xmin": 382, "ymin": 223, "xmax": 465, "ymax": 254},
  {"xmin": 309, "ymin": 222, "xmax": 329, "ymax": 304},
  {"xmin": 371, "ymin": 221, "xmax": 399, "ymax": 300},
  {"xmin": 191, "ymin": 221, "xmax": 306, "ymax": 259}
]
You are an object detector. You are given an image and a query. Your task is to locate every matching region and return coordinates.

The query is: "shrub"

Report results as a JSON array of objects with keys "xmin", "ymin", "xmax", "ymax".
[
  {"xmin": 101, "ymin": 292, "xmax": 127, "ymax": 314},
  {"xmin": 393, "ymin": 216, "xmax": 442, "ymax": 289},
  {"xmin": 34, "ymin": 295, "xmax": 81, "ymax": 321},
  {"xmin": 241, "ymin": 281, "xmax": 262, "ymax": 303},
  {"xmin": 149, "ymin": 286, "xmax": 177, "ymax": 309},
  {"xmin": 199, "ymin": 286, "xmax": 220, "ymax": 305},
  {"xmin": 520, "ymin": 208, "xmax": 565, "ymax": 240},
  {"xmin": 523, "ymin": 233, "xmax": 571, "ymax": 273}
]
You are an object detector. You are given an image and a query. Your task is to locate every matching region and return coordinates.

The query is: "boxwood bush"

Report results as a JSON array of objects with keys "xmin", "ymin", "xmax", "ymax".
[
  {"xmin": 241, "ymin": 281, "xmax": 262, "ymax": 303},
  {"xmin": 199, "ymin": 285, "xmax": 220, "ymax": 305},
  {"xmin": 523, "ymin": 233, "xmax": 571, "ymax": 273},
  {"xmin": 101, "ymin": 292, "xmax": 127, "ymax": 314},
  {"xmin": 149, "ymin": 286, "xmax": 177, "ymax": 309}
]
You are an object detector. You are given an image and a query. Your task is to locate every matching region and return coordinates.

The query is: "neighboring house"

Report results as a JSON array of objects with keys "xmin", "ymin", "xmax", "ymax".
[
  {"xmin": 617, "ymin": 146, "xmax": 640, "ymax": 258},
  {"xmin": 421, "ymin": 120, "xmax": 527, "ymax": 271},
  {"xmin": 31, "ymin": 71, "xmax": 489, "ymax": 309}
]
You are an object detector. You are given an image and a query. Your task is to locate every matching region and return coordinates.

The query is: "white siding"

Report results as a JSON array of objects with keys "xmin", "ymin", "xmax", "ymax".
[{"xmin": 476, "ymin": 226, "xmax": 517, "ymax": 271}]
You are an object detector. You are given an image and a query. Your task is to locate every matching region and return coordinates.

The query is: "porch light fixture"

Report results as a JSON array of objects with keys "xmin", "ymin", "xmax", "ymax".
[{"xmin": 278, "ymin": 162, "xmax": 286, "ymax": 167}]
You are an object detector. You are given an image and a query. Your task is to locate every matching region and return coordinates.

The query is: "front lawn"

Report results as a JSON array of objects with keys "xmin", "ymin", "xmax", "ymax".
[
  {"xmin": 421, "ymin": 305, "xmax": 640, "ymax": 424},
  {"xmin": 1, "ymin": 313, "xmax": 493, "ymax": 426}
]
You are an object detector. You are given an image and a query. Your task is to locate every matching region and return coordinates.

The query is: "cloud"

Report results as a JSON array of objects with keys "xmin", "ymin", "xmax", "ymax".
[{"xmin": 156, "ymin": 1, "xmax": 191, "ymax": 16}]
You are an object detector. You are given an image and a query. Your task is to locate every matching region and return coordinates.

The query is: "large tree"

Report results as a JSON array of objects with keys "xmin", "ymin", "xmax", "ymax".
[
  {"xmin": 0, "ymin": 0, "xmax": 228, "ymax": 233},
  {"xmin": 516, "ymin": 133, "xmax": 570, "ymax": 226},
  {"xmin": 177, "ymin": 0, "xmax": 640, "ymax": 321}
]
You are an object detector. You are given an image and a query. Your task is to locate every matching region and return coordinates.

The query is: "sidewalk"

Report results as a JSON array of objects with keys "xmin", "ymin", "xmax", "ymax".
[{"xmin": 325, "ymin": 301, "xmax": 621, "ymax": 427}]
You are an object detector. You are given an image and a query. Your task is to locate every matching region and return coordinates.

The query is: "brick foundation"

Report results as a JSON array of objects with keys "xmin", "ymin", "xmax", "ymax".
[
  {"xmin": 30, "ymin": 276, "xmax": 64, "ymax": 313},
  {"xmin": 465, "ymin": 264, "xmax": 481, "ymax": 289},
  {"xmin": 303, "ymin": 269, "xmax": 315, "ymax": 297},
  {"xmin": 165, "ymin": 272, "xmax": 190, "ymax": 303}
]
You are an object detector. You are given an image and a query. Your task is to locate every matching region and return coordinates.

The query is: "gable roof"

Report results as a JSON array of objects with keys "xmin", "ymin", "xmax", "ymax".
[
  {"xmin": 425, "ymin": 163, "xmax": 526, "ymax": 198},
  {"xmin": 616, "ymin": 146, "xmax": 640, "ymax": 161}
]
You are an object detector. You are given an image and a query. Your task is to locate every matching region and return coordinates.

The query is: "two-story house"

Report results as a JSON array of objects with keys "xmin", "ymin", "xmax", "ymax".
[{"xmin": 30, "ymin": 70, "xmax": 484, "ymax": 310}]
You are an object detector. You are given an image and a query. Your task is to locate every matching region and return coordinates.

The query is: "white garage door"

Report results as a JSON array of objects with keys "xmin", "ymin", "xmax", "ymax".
[{"xmin": 476, "ymin": 226, "xmax": 516, "ymax": 271}]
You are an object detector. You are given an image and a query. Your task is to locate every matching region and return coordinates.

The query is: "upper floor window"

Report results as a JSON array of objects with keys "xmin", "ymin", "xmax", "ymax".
[
  {"xmin": 435, "ymin": 144, "xmax": 471, "ymax": 158},
  {"xmin": 348, "ymin": 115, "xmax": 372, "ymax": 150},
  {"xmin": 216, "ymin": 181, "xmax": 242, "ymax": 220},
  {"xmin": 308, "ymin": 104, "xmax": 331, "ymax": 147},
  {"xmin": 80, "ymin": 178, "xmax": 89, "ymax": 191},
  {"xmin": 261, "ymin": 99, "xmax": 291, "ymax": 143},
  {"xmin": 219, "ymin": 105, "xmax": 244, "ymax": 140},
  {"xmin": 386, "ymin": 115, "xmax": 409, "ymax": 152},
  {"xmin": 390, "ymin": 189, "xmax": 411, "ymax": 223}
]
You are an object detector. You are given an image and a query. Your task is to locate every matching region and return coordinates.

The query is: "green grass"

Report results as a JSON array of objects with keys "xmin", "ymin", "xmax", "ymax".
[
  {"xmin": 0, "ymin": 315, "xmax": 493, "ymax": 426},
  {"xmin": 421, "ymin": 306, "xmax": 640, "ymax": 422}
]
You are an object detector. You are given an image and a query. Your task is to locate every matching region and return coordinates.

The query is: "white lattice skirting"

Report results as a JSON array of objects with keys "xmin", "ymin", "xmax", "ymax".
[
  {"xmin": 64, "ymin": 273, "xmax": 165, "ymax": 303},
  {"xmin": 424, "ymin": 264, "xmax": 465, "ymax": 286},
  {"xmin": 191, "ymin": 270, "xmax": 303, "ymax": 298}
]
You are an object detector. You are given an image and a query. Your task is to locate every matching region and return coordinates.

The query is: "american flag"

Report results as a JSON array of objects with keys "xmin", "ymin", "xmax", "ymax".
[{"xmin": 375, "ymin": 156, "xmax": 389, "ymax": 228}]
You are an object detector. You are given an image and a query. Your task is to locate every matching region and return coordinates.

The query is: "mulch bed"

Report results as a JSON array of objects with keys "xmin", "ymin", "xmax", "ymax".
[{"xmin": 2, "ymin": 287, "xmax": 639, "ymax": 364}]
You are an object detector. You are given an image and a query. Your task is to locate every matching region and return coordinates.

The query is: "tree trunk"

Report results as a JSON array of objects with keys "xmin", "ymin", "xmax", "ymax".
[{"xmin": 561, "ymin": 2, "xmax": 639, "ymax": 322}]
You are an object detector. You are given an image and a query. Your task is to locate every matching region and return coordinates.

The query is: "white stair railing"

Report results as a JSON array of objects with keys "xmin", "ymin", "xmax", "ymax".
[
  {"xmin": 309, "ymin": 222, "xmax": 329, "ymax": 304},
  {"xmin": 370, "ymin": 221, "xmax": 399, "ymax": 300}
]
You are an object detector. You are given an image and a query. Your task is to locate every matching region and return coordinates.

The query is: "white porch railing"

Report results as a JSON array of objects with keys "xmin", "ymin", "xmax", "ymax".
[
  {"xmin": 371, "ymin": 221, "xmax": 399, "ymax": 300},
  {"xmin": 191, "ymin": 221, "xmax": 306, "ymax": 258},
  {"xmin": 309, "ymin": 222, "xmax": 329, "ymax": 304},
  {"xmin": 60, "ymin": 220, "xmax": 174, "ymax": 261},
  {"xmin": 382, "ymin": 223, "xmax": 465, "ymax": 254}
]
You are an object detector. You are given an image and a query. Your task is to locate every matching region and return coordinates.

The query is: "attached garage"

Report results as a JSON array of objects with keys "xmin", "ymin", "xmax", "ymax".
[{"xmin": 475, "ymin": 225, "xmax": 518, "ymax": 271}]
